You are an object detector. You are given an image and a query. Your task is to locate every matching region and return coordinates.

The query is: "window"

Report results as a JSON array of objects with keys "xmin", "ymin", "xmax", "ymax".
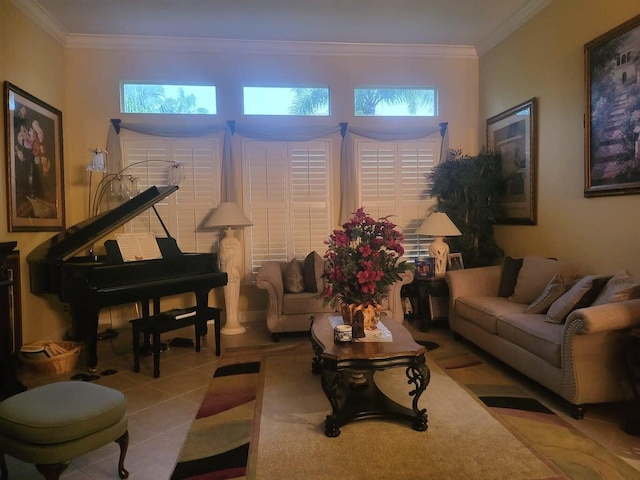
[
  {"xmin": 121, "ymin": 83, "xmax": 217, "ymax": 114},
  {"xmin": 119, "ymin": 132, "xmax": 222, "ymax": 253},
  {"xmin": 242, "ymin": 139, "xmax": 332, "ymax": 275},
  {"xmin": 243, "ymin": 87, "xmax": 330, "ymax": 115},
  {"xmin": 354, "ymin": 87, "xmax": 437, "ymax": 116},
  {"xmin": 356, "ymin": 138, "xmax": 440, "ymax": 259}
]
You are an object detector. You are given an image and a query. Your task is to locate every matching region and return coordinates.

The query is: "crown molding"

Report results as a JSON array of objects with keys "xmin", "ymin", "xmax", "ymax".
[
  {"xmin": 10, "ymin": 0, "xmax": 68, "ymax": 44},
  {"xmin": 64, "ymin": 34, "xmax": 478, "ymax": 58},
  {"xmin": 11, "ymin": 0, "xmax": 477, "ymax": 59},
  {"xmin": 476, "ymin": 0, "xmax": 553, "ymax": 56}
]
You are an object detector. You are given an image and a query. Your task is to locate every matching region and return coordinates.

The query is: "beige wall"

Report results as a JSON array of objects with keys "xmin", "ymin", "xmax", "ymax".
[
  {"xmin": 481, "ymin": 0, "xmax": 640, "ymax": 274},
  {"xmin": 0, "ymin": 0, "xmax": 68, "ymax": 343},
  {"xmin": 3, "ymin": 4, "xmax": 480, "ymax": 344}
]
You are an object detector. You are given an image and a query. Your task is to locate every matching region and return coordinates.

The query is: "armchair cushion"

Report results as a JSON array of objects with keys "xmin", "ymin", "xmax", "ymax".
[
  {"xmin": 283, "ymin": 259, "xmax": 305, "ymax": 293},
  {"xmin": 303, "ymin": 251, "xmax": 325, "ymax": 293}
]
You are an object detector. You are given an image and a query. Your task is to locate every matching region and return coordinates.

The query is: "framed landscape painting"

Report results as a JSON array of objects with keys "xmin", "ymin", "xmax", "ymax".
[
  {"xmin": 584, "ymin": 14, "xmax": 640, "ymax": 197},
  {"xmin": 4, "ymin": 82, "xmax": 65, "ymax": 231},
  {"xmin": 487, "ymin": 98, "xmax": 538, "ymax": 225}
]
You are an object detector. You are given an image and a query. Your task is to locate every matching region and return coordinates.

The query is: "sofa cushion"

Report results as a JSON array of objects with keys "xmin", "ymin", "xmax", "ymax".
[
  {"xmin": 498, "ymin": 256, "xmax": 523, "ymax": 297},
  {"xmin": 509, "ymin": 256, "xmax": 577, "ymax": 304},
  {"xmin": 592, "ymin": 270, "xmax": 640, "ymax": 306},
  {"xmin": 282, "ymin": 292, "xmax": 335, "ymax": 315},
  {"xmin": 546, "ymin": 275, "xmax": 609, "ymax": 324},
  {"xmin": 524, "ymin": 273, "xmax": 568, "ymax": 314},
  {"xmin": 497, "ymin": 314, "xmax": 563, "ymax": 367},
  {"xmin": 303, "ymin": 251, "xmax": 325, "ymax": 293},
  {"xmin": 455, "ymin": 296, "xmax": 527, "ymax": 335},
  {"xmin": 283, "ymin": 259, "xmax": 305, "ymax": 293}
]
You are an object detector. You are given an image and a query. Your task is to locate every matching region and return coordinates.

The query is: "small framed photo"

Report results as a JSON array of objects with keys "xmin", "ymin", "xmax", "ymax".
[
  {"xmin": 4, "ymin": 82, "xmax": 65, "ymax": 231},
  {"xmin": 447, "ymin": 253, "xmax": 464, "ymax": 271},
  {"xmin": 414, "ymin": 257, "xmax": 436, "ymax": 278}
]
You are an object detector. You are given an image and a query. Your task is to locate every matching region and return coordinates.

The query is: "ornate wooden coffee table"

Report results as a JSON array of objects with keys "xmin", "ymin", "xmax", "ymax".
[{"xmin": 310, "ymin": 313, "xmax": 430, "ymax": 437}]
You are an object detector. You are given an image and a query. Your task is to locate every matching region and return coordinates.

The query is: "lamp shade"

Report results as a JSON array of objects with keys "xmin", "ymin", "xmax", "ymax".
[
  {"xmin": 415, "ymin": 212, "xmax": 461, "ymax": 237},
  {"xmin": 205, "ymin": 202, "xmax": 252, "ymax": 229}
]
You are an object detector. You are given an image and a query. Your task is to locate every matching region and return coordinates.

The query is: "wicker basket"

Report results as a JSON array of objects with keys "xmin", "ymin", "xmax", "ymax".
[{"xmin": 20, "ymin": 341, "xmax": 81, "ymax": 375}]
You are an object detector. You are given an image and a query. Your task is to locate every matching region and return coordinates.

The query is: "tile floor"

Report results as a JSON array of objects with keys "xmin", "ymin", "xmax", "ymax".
[{"xmin": 6, "ymin": 318, "xmax": 640, "ymax": 479}]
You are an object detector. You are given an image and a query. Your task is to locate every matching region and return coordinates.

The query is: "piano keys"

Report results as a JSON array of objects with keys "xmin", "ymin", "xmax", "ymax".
[{"xmin": 27, "ymin": 185, "xmax": 227, "ymax": 370}]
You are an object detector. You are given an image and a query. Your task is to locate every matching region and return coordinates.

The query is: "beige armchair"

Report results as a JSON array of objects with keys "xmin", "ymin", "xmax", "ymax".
[{"xmin": 256, "ymin": 260, "xmax": 414, "ymax": 341}]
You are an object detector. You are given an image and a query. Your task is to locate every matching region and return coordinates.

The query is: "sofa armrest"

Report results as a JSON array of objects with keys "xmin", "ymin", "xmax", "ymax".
[
  {"xmin": 445, "ymin": 265, "xmax": 502, "ymax": 302},
  {"xmin": 566, "ymin": 299, "xmax": 640, "ymax": 335},
  {"xmin": 256, "ymin": 261, "xmax": 284, "ymax": 316}
]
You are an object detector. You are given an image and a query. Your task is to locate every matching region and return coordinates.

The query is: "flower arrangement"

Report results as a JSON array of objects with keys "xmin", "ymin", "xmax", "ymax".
[{"xmin": 320, "ymin": 207, "xmax": 411, "ymax": 308}]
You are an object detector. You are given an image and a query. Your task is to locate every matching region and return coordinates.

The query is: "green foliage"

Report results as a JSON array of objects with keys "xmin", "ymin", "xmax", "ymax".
[
  {"xmin": 123, "ymin": 85, "xmax": 209, "ymax": 114},
  {"xmin": 429, "ymin": 148, "xmax": 505, "ymax": 267}
]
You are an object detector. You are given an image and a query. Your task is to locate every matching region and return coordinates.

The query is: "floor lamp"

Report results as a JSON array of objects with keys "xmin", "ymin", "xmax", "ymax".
[
  {"xmin": 416, "ymin": 212, "xmax": 461, "ymax": 277},
  {"xmin": 206, "ymin": 202, "xmax": 252, "ymax": 335}
]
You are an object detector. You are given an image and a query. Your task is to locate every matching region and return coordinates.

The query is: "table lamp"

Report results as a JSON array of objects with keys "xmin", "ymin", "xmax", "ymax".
[
  {"xmin": 415, "ymin": 212, "xmax": 461, "ymax": 277},
  {"xmin": 206, "ymin": 202, "xmax": 252, "ymax": 335}
]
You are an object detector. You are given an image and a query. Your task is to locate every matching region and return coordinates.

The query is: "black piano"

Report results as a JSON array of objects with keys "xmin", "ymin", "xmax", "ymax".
[{"xmin": 27, "ymin": 185, "xmax": 227, "ymax": 370}]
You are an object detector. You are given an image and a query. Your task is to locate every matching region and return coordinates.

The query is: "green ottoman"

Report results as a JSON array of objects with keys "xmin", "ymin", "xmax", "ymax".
[{"xmin": 0, "ymin": 381, "xmax": 128, "ymax": 480}]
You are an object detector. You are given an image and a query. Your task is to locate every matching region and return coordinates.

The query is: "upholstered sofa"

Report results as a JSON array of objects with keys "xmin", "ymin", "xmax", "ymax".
[
  {"xmin": 256, "ymin": 252, "xmax": 414, "ymax": 341},
  {"xmin": 446, "ymin": 256, "xmax": 640, "ymax": 419}
]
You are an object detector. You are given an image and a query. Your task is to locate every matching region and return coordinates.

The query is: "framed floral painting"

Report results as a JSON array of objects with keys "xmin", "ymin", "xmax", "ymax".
[{"xmin": 3, "ymin": 82, "xmax": 65, "ymax": 231}]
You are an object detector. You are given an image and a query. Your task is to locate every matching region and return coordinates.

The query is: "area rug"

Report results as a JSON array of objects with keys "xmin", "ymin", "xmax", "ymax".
[
  {"xmin": 249, "ymin": 353, "xmax": 562, "ymax": 480},
  {"xmin": 172, "ymin": 336, "xmax": 640, "ymax": 479}
]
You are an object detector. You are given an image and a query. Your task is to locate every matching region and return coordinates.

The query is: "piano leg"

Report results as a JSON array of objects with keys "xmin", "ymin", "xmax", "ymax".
[
  {"xmin": 67, "ymin": 305, "xmax": 100, "ymax": 371},
  {"xmin": 195, "ymin": 290, "xmax": 220, "ymax": 356}
]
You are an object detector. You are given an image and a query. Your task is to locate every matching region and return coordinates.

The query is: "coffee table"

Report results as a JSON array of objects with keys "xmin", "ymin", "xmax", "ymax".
[{"xmin": 310, "ymin": 313, "xmax": 430, "ymax": 437}]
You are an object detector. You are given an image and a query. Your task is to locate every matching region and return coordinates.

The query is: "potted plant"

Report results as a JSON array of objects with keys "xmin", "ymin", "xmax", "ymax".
[
  {"xmin": 319, "ymin": 207, "xmax": 411, "ymax": 333},
  {"xmin": 429, "ymin": 148, "xmax": 505, "ymax": 268}
]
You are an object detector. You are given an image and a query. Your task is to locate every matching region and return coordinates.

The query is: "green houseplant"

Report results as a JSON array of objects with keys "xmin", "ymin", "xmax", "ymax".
[{"xmin": 429, "ymin": 148, "xmax": 505, "ymax": 268}]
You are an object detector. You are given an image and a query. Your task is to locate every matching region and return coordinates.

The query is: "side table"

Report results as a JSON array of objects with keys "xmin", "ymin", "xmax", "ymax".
[{"xmin": 405, "ymin": 275, "xmax": 449, "ymax": 331}]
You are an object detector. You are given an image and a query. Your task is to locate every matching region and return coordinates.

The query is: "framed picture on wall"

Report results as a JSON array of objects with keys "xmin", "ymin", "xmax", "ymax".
[
  {"xmin": 3, "ymin": 82, "xmax": 65, "ymax": 231},
  {"xmin": 584, "ymin": 13, "xmax": 640, "ymax": 197},
  {"xmin": 487, "ymin": 98, "xmax": 538, "ymax": 225}
]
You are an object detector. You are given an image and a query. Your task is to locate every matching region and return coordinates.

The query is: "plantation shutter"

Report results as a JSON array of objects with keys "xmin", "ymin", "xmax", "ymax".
[
  {"xmin": 243, "ymin": 139, "xmax": 331, "ymax": 276},
  {"xmin": 356, "ymin": 138, "xmax": 439, "ymax": 259},
  {"xmin": 120, "ymin": 135, "xmax": 221, "ymax": 254}
]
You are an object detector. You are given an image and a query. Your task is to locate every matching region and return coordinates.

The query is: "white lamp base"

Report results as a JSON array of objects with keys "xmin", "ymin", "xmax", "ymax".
[
  {"xmin": 429, "ymin": 236, "xmax": 450, "ymax": 277},
  {"xmin": 221, "ymin": 324, "xmax": 246, "ymax": 335},
  {"xmin": 219, "ymin": 227, "xmax": 246, "ymax": 335}
]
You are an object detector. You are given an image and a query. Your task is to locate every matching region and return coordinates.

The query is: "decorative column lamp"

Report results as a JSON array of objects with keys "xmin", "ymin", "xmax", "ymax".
[
  {"xmin": 416, "ymin": 212, "xmax": 462, "ymax": 277},
  {"xmin": 206, "ymin": 202, "xmax": 252, "ymax": 335}
]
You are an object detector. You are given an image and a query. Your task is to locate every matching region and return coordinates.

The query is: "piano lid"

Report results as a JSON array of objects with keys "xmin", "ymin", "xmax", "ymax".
[{"xmin": 27, "ymin": 185, "xmax": 179, "ymax": 263}]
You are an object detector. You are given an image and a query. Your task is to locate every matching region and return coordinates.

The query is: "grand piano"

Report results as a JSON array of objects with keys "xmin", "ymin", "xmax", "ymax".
[{"xmin": 27, "ymin": 185, "xmax": 227, "ymax": 370}]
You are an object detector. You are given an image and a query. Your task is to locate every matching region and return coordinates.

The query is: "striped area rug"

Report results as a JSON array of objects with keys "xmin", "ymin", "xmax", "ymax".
[{"xmin": 171, "ymin": 360, "xmax": 260, "ymax": 480}]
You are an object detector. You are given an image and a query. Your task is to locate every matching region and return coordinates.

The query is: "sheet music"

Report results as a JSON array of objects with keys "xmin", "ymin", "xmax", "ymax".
[{"xmin": 115, "ymin": 232, "xmax": 162, "ymax": 262}]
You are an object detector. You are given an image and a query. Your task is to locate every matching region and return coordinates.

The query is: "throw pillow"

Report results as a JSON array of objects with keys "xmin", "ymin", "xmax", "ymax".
[
  {"xmin": 524, "ymin": 273, "xmax": 568, "ymax": 314},
  {"xmin": 592, "ymin": 270, "xmax": 640, "ymax": 306},
  {"xmin": 302, "ymin": 251, "xmax": 325, "ymax": 293},
  {"xmin": 283, "ymin": 258, "xmax": 305, "ymax": 293},
  {"xmin": 509, "ymin": 256, "xmax": 578, "ymax": 304},
  {"xmin": 498, "ymin": 256, "xmax": 523, "ymax": 297},
  {"xmin": 545, "ymin": 275, "xmax": 609, "ymax": 324}
]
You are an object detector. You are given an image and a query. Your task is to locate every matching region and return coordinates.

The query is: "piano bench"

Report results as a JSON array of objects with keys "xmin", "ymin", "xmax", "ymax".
[{"xmin": 129, "ymin": 307, "xmax": 221, "ymax": 378}]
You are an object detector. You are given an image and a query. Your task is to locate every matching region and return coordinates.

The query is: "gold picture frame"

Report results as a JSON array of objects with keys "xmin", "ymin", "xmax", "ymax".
[{"xmin": 584, "ymin": 14, "xmax": 640, "ymax": 197}]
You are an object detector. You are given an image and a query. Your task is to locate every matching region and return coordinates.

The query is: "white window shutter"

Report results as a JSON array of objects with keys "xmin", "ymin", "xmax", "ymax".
[
  {"xmin": 243, "ymin": 139, "xmax": 332, "ymax": 276},
  {"xmin": 356, "ymin": 138, "xmax": 440, "ymax": 260},
  {"xmin": 120, "ymin": 134, "xmax": 221, "ymax": 254}
]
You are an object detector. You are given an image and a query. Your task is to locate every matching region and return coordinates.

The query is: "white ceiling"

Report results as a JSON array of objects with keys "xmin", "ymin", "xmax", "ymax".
[{"xmin": 18, "ymin": 0, "xmax": 552, "ymax": 54}]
